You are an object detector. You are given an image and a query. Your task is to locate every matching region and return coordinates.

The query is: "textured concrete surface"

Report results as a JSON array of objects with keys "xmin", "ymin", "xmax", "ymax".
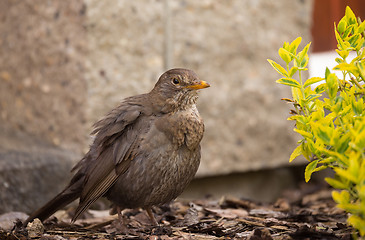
[
  {"xmin": 174, "ymin": 1, "xmax": 312, "ymax": 175},
  {"xmin": 0, "ymin": 1, "xmax": 86, "ymax": 213},
  {"xmin": 84, "ymin": 0, "xmax": 313, "ymax": 175},
  {"xmin": 84, "ymin": 1, "xmax": 165, "ymax": 125},
  {"xmin": 0, "ymin": 127, "xmax": 78, "ymax": 213},
  {"xmin": 0, "ymin": 149, "xmax": 75, "ymax": 213},
  {"xmin": 0, "ymin": 0, "xmax": 313, "ymax": 213},
  {"xmin": 179, "ymin": 166, "xmax": 307, "ymax": 203},
  {"xmin": 0, "ymin": 1, "xmax": 88, "ymax": 153}
]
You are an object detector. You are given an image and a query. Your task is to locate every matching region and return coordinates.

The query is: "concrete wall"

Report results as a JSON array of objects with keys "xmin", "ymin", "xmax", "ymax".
[
  {"xmin": 0, "ymin": 1, "xmax": 88, "ymax": 152},
  {"xmin": 0, "ymin": 1, "xmax": 87, "ymax": 213},
  {"xmin": 84, "ymin": 0, "xmax": 313, "ymax": 176},
  {"xmin": 0, "ymin": 0, "xmax": 313, "ymax": 213}
]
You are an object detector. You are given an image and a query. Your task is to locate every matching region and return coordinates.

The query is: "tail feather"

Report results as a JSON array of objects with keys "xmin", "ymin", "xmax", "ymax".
[{"xmin": 24, "ymin": 187, "xmax": 80, "ymax": 226}]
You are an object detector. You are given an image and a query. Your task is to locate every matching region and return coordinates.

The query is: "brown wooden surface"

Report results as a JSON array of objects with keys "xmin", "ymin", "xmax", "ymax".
[{"xmin": 312, "ymin": 0, "xmax": 365, "ymax": 52}]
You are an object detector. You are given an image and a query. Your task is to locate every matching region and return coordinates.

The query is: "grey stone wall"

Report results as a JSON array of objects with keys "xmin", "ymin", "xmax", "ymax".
[
  {"xmin": 84, "ymin": 0, "xmax": 313, "ymax": 176},
  {"xmin": 0, "ymin": 0, "xmax": 313, "ymax": 212},
  {"xmin": 0, "ymin": 1, "xmax": 87, "ymax": 212},
  {"xmin": 0, "ymin": 1, "xmax": 88, "ymax": 152},
  {"xmin": 173, "ymin": 1, "xmax": 312, "ymax": 175}
]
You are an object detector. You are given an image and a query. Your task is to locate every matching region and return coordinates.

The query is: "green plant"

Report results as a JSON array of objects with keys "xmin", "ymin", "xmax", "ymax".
[{"xmin": 268, "ymin": 6, "xmax": 365, "ymax": 237}]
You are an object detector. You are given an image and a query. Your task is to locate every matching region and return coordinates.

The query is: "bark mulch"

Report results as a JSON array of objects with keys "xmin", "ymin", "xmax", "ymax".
[{"xmin": 0, "ymin": 185, "xmax": 354, "ymax": 239}]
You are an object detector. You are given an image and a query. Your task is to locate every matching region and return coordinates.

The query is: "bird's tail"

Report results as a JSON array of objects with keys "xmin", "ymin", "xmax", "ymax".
[{"xmin": 23, "ymin": 186, "xmax": 80, "ymax": 226}]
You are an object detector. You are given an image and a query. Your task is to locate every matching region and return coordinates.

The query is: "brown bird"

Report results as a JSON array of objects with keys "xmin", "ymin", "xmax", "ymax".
[{"xmin": 24, "ymin": 68, "xmax": 209, "ymax": 226}]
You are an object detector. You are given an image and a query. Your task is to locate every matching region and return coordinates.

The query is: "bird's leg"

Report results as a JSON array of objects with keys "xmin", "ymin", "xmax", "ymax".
[
  {"xmin": 117, "ymin": 206, "xmax": 123, "ymax": 223},
  {"xmin": 115, "ymin": 206, "xmax": 129, "ymax": 233},
  {"xmin": 145, "ymin": 207, "xmax": 158, "ymax": 226}
]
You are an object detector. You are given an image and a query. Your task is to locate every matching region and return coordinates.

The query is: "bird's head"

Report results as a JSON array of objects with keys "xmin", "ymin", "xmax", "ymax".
[{"xmin": 151, "ymin": 68, "xmax": 210, "ymax": 111}]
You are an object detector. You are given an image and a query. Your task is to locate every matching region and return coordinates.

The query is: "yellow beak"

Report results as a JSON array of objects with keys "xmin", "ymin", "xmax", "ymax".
[{"xmin": 186, "ymin": 80, "xmax": 210, "ymax": 90}]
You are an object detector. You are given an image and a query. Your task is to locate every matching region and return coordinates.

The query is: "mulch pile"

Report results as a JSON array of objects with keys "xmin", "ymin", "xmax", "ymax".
[{"xmin": 0, "ymin": 185, "xmax": 354, "ymax": 239}]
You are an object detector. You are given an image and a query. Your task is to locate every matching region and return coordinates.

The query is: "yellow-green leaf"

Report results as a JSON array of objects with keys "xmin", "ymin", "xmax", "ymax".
[
  {"xmin": 332, "ymin": 191, "xmax": 341, "ymax": 204},
  {"xmin": 342, "ymin": 24, "xmax": 354, "ymax": 40},
  {"xmin": 335, "ymin": 24, "xmax": 347, "ymax": 51},
  {"xmin": 335, "ymin": 168, "xmax": 358, "ymax": 183},
  {"xmin": 348, "ymin": 215, "xmax": 365, "ymax": 236},
  {"xmin": 283, "ymin": 41, "xmax": 290, "ymax": 50},
  {"xmin": 357, "ymin": 184, "xmax": 365, "ymax": 200},
  {"xmin": 278, "ymin": 48, "xmax": 292, "ymax": 63},
  {"xmin": 303, "ymin": 77, "xmax": 324, "ymax": 88},
  {"xmin": 315, "ymin": 83, "xmax": 326, "ymax": 94},
  {"xmin": 311, "ymin": 122, "xmax": 331, "ymax": 144},
  {"xmin": 345, "ymin": 6, "xmax": 357, "ymax": 25},
  {"xmin": 357, "ymin": 19, "xmax": 365, "ymax": 34},
  {"xmin": 355, "ymin": 61, "xmax": 365, "ymax": 80},
  {"xmin": 335, "ymin": 132, "xmax": 350, "ymax": 154},
  {"xmin": 296, "ymin": 42, "xmax": 311, "ymax": 68},
  {"xmin": 305, "ymin": 160, "xmax": 318, "ymax": 182},
  {"xmin": 355, "ymin": 37, "xmax": 365, "ymax": 51},
  {"xmin": 304, "ymin": 94, "xmax": 321, "ymax": 103},
  {"xmin": 348, "ymin": 33, "xmax": 361, "ymax": 48},
  {"xmin": 332, "ymin": 190, "xmax": 350, "ymax": 204},
  {"xmin": 333, "ymin": 63, "xmax": 359, "ymax": 77},
  {"xmin": 288, "ymin": 66, "xmax": 298, "ymax": 77},
  {"xmin": 287, "ymin": 115, "xmax": 307, "ymax": 125},
  {"xmin": 326, "ymin": 73, "xmax": 339, "ymax": 99},
  {"xmin": 291, "ymin": 87, "xmax": 302, "ymax": 104},
  {"xmin": 301, "ymin": 140, "xmax": 313, "ymax": 160},
  {"xmin": 335, "ymin": 49, "xmax": 349, "ymax": 59},
  {"xmin": 276, "ymin": 78, "xmax": 301, "ymax": 88},
  {"xmin": 289, "ymin": 37, "xmax": 302, "ymax": 55},
  {"xmin": 267, "ymin": 59, "xmax": 289, "ymax": 77},
  {"xmin": 294, "ymin": 128, "xmax": 313, "ymax": 139},
  {"xmin": 325, "ymin": 177, "xmax": 348, "ymax": 189},
  {"xmin": 337, "ymin": 16, "xmax": 347, "ymax": 33},
  {"xmin": 289, "ymin": 144, "xmax": 302, "ymax": 162},
  {"xmin": 335, "ymin": 57, "xmax": 344, "ymax": 64},
  {"xmin": 320, "ymin": 148, "xmax": 349, "ymax": 166}
]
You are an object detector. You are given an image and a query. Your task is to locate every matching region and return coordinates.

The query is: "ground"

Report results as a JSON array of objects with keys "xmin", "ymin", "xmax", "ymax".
[{"xmin": 0, "ymin": 184, "xmax": 354, "ymax": 240}]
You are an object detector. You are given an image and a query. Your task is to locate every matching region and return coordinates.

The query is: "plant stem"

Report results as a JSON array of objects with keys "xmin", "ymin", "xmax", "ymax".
[
  {"xmin": 351, "ymin": 77, "xmax": 363, "ymax": 89},
  {"xmin": 299, "ymin": 70, "xmax": 310, "ymax": 116}
]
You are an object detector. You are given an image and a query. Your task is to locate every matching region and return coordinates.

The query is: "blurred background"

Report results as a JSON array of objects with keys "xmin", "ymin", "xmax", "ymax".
[{"xmin": 0, "ymin": 0, "xmax": 364, "ymax": 214}]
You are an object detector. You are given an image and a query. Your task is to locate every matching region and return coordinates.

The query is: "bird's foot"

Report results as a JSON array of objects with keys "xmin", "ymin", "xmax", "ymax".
[{"xmin": 145, "ymin": 207, "xmax": 159, "ymax": 226}]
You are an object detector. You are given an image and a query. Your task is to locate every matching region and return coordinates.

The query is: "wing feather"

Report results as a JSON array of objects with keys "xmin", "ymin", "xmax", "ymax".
[{"xmin": 71, "ymin": 98, "xmax": 146, "ymax": 221}]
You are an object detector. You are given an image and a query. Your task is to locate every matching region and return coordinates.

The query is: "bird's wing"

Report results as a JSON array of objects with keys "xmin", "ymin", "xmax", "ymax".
[{"xmin": 71, "ymin": 99, "xmax": 146, "ymax": 222}]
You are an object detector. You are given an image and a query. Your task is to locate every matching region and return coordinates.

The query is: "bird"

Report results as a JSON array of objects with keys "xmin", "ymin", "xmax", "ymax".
[{"xmin": 24, "ymin": 68, "xmax": 210, "ymax": 226}]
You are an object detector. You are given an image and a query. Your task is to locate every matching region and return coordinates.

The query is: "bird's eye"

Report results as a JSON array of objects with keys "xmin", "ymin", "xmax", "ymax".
[{"xmin": 172, "ymin": 78, "xmax": 180, "ymax": 85}]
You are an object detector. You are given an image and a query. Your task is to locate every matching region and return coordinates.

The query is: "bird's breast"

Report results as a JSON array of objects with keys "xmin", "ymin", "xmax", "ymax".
[{"xmin": 154, "ymin": 106, "xmax": 204, "ymax": 150}]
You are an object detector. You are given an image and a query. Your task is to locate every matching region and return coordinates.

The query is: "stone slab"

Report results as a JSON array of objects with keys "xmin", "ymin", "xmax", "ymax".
[{"xmin": 84, "ymin": 0, "xmax": 313, "ymax": 176}]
